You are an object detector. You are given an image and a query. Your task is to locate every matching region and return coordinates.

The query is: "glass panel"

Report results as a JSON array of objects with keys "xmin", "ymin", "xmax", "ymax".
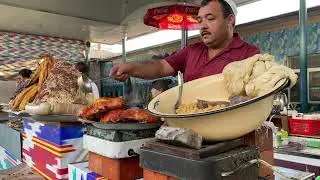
[
  {"xmin": 309, "ymin": 87, "xmax": 320, "ymax": 102},
  {"xmin": 309, "ymin": 71, "xmax": 320, "ymax": 88},
  {"xmin": 287, "ymin": 54, "xmax": 320, "ymax": 69},
  {"xmin": 289, "ymin": 73, "xmax": 300, "ymax": 103}
]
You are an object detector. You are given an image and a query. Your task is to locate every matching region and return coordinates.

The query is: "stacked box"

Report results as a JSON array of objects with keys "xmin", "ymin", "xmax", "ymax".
[
  {"xmin": 22, "ymin": 119, "xmax": 87, "ymax": 180},
  {"xmin": 68, "ymin": 161, "xmax": 105, "ymax": 180},
  {"xmin": 0, "ymin": 145, "xmax": 22, "ymax": 170}
]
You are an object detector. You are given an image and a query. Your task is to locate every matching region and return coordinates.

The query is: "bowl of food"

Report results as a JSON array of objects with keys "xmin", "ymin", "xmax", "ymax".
[{"xmin": 147, "ymin": 74, "xmax": 289, "ymax": 141}]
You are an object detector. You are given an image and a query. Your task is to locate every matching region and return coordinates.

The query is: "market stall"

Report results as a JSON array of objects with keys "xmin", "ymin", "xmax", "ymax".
[{"xmin": 0, "ymin": 0, "xmax": 319, "ymax": 179}]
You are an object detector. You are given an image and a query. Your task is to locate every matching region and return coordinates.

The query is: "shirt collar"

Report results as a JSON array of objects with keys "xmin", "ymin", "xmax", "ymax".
[{"xmin": 227, "ymin": 33, "xmax": 245, "ymax": 49}]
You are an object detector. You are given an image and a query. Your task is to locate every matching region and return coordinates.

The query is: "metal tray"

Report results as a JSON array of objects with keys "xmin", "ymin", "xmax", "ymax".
[
  {"xmin": 31, "ymin": 114, "xmax": 79, "ymax": 122},
  {"xmin": 92, "ymin": 121, "xmax": 163, "ymax": 130}
]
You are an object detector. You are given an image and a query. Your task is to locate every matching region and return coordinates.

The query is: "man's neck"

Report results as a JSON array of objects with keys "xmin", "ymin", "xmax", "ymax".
[{"xmin": 207, "ymin": 34, "xmax": 233, "ymax": 60}]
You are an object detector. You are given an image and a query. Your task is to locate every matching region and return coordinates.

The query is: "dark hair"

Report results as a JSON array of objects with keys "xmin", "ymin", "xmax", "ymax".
[
  {"xmin": 152, "ymin": 79, "xmax": 172, "ymax": 91},
  {"xmin": 75, "ymin": 62, "xmax": 89, "ymax": 73},
  {"xmin": 19, "ymin": 68, "xmax": 32, "ymax": 78},
  {"xmin": 201, "ymin": 0, "xmax": 235, "ymax": 18}
]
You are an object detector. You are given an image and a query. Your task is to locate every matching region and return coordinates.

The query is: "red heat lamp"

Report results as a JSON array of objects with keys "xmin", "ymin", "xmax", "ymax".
[{"xmin": 144, "ymin": 4, "xmax": 200, "ymax": 31}]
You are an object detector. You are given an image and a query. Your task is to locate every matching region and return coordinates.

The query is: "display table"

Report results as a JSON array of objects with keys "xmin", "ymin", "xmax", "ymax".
[
  {"xmin": 0, "ymin": 163, "xmax": 43, "ymax": 180},
  {"xmin": 275, "ymin": 145, "xmax": 320, "ymax": 177},
  {"xmin": 0, "ymin": 113, "xmax": 22, "ymax": 171}
]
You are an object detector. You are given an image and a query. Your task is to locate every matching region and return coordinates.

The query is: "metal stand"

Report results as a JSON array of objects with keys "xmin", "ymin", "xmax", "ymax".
[
  {"xmin": 85, "ymin": 41, "xmax": 91, "ymax": 66},
  {"xmin": 299, "ymin": 0, "xmax": 308, "ymax": 113},
  {"xmin": 181, "ymin": 30, "xmax": 188, "ymax": 48}
]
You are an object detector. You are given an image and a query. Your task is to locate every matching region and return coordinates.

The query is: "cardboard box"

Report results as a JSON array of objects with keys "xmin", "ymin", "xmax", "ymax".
[
  {"xmin": 89, "ymin": 152, "xmax": 142, "ymax": 180},
  {"xmin": 244, "ymin": 127, "xmax": 273, "ymax": 152},
  {"xmin": 259, "ymin": 150, "xmax": 274, "ymax": 178},
  {"xmin": 0, "ymin": 145, "xmax": 22, "ymax": 170},
  {"xmin": 143, "ymin": 169, "xmax": 176, "ymax": 180},
  {"xmin": 68, "ymin": 161, "xmax": 105, "ymax": 180},
  {"xmin": 23, "ymin": 119, "xmax": 87, "ymax": 180}
]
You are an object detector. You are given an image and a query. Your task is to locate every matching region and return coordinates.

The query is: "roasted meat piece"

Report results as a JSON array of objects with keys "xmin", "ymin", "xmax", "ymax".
[
  {"xmin": 78, "ymin": 104, "xmax": 103, "ymax": 121},
  {"xmin": 78, "ymin": 97, "xmax": 127, "ymax": 120},
  {"xmin": 94, "ymin": 97, "xmax": 126, "ymax": 111},
  {"xmin": 120, "ymin": 109, "xmax": 160, "ymax": 123},
  {"xmin": 100, "ymin": 109, "xmax": 126, "ymax": 123},
  {"xmin": 229, "ymin": 96, "xmax": 251, "ymax": 105}
]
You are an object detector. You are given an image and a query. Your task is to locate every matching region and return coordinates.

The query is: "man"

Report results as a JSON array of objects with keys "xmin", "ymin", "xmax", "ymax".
[
  {"xmin": 110, "ymin": 0, "xmax": 259, "ymax": 82},
  {"xmin": 11, "ymin": 68, "xmax": 33, "ymax": 100},
  {"xmin": 75, "ymin": 62, "xmax": 100, "ymax": 99},
  {"xmin": 150, "ymin": 79, "xmax": 173, "ymax": 99}
]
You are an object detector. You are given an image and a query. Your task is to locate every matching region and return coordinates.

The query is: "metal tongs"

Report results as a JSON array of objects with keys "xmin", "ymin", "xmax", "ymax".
[
  {"xmin": 174, "ymin": 71, "xmax": 184, "ymax": 111},
  {"xmin": 77, "ymin": 74, "xmax": 112, "ymax": 93}
]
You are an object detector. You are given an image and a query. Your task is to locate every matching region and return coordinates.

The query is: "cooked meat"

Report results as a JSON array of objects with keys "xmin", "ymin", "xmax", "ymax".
[
  {"xmin": 94, "ymin": 97, "xmax": 126, "ymax": 110},
  {"xmin": 33, "ymin": 61, "xmax": 82, "ymax": 105},
  {"xmin": 100, "ymin": 109, "xmax": 126, "ymax": 123},
  {"xmin": 77, "ymin": 104, "xmax": 102, "ymax": 121},
  {"xmin": 229, "ymin": 96, "xmax": 251, "ymax": 105},
  {"xmin": 196, "ymin": 100, "xmax": 230, "ymax": 109},
  {"xmin": 78, "ymin": 97, "xmax": 127, "ymax": 120},
  {"xmin": 120, "ymin": 109, "xmax": 160, "ymax": 123}
]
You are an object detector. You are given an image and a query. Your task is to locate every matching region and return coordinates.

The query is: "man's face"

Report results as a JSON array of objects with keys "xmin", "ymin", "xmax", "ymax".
[{"xmin": 197, "ymin": 1, "xmax": 234, "ymax": 48}]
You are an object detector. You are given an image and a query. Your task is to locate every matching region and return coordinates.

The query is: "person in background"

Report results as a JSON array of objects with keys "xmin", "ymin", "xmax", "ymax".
[
  {"xmin": 110, "ymin": 0, "xmax": 260, "ymax": 82},
  {"xmin": 75, "ymin": 62, "xmax": 100, "ymax": 99},
  {"xmin": 11, "ymin": 68, "xmax": 32, "ymax": 100},
  {"xmin": 150, "ymin": 79, "xmax": 173, "ymax": 99}
]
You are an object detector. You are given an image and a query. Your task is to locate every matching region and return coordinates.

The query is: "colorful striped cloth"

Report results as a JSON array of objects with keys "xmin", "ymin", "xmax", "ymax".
[{"xmin": 0, "ymin": 31, "xmax": 85, "ymax": 80}]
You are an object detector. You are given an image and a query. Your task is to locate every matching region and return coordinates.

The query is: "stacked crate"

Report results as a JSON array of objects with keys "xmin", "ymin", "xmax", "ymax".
[{"xmin": 22, "ymin": 119, "xmax": 87, "ymax": 180}]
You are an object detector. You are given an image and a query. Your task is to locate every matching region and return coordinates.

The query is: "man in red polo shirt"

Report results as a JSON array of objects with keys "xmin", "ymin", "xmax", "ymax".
[{"xmin": 110, "ymin": 0, "xmax": 260, "ymax": 82}]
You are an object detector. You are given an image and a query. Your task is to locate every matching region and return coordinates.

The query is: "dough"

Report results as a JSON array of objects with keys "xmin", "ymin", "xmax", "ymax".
[{"xmin": 223, "ymin": 54, "xmax": 298, "ymax": 98}]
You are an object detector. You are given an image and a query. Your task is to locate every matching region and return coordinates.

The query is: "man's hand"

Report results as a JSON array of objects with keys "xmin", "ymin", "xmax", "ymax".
[
  {"xmin": 109, "ymin": 60, "xmax": 175, "ymax": 81},
  {"xmin": 109, "ymin": 63, "xmax": 130, "ymax": 81}
]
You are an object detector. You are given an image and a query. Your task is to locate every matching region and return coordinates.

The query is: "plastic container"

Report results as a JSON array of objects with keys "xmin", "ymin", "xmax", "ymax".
[
  {"xmin": 289, "ymin": 114, "xmax": 320, "ymax": 136},
  {"xmin": 307, "ymin": 141, "xmax": 320, "ymax": 148}
]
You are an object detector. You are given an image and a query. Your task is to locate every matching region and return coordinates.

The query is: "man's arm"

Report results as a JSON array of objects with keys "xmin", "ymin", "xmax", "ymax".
[{"xmin": 110, "ymin": 59, "xmax": 175, "ymax": 81}]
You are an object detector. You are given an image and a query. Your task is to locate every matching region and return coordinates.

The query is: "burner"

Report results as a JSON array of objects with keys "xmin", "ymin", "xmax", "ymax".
[
  {"xmin": 143, "ymin": 138, "xmax": 245, "ymax": 160},
  {"xmin": 86, "ymin": 125, "xmax": 158, "ymax": 142},
  {"xmin": 140, "ymin": 145, "xmax": 259, "ymax": 180},
  {"xmin": 83, "ymin": 135, "xmax": 154, "ymax": 159}
]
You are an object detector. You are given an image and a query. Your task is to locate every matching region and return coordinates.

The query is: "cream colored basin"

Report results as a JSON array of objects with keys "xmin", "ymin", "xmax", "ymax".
[{"xmin": 147, "ymin": 74, "xmax": 289, "ymax": 142}]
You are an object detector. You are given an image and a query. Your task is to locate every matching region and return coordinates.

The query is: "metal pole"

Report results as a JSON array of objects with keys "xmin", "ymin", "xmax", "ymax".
[
  {"xmin": 85, "ymin": 41, "xmax": 90, "ymax": 66},
  {"xmin": 181, "ymin": 30, "xmax": 188, "ymax": 48},
  {"xmin": 299, "ymin": 0, "xmax": 308, "ymax": 113},
  {"xmin": 122, "ymin": 35, "xmax": 127, "ymax": 63},
  {"xmin": 121, "ymin": 33, "xmax": 132, "ymax": 100}
]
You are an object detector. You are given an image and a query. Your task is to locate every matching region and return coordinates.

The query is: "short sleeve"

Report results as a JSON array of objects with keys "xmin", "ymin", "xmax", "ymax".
[{"xmin": 165, "ymin": 47, "xmax": 189, "ymax": 74}]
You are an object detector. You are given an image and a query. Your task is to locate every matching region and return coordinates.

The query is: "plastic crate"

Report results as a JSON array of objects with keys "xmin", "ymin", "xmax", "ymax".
[{"xmin": 289, "ymin": 118, "xmax": 320, "ymax": 136}]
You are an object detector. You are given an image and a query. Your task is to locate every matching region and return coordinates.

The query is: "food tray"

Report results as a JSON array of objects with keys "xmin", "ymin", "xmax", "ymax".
[
  {"xmin": 91, "ymin": 121, "xmax": 163, "ymax": 130},
  {"xmin": 31, "ymin": 114, "xmax": 79, "ymax": 122}
]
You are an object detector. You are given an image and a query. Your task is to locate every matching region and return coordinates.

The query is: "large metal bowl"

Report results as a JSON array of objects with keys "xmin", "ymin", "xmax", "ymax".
[{"xmin": 147, "ymin": 74, "xmax": 289, "ymax": 142}]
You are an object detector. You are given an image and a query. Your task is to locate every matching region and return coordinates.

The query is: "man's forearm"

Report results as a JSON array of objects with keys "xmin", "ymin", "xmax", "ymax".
[{"xmin": 128, "ymin": 60, "xmax": 173, "ymax": 79}]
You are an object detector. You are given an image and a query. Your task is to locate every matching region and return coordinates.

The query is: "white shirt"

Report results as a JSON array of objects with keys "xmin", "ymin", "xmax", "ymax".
[{"xmin": 91, "ymin": 82, "xmax": 100, "ymax": 99}]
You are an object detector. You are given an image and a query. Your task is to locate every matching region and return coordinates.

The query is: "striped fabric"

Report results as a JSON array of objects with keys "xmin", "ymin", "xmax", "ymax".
[
  {"xmin": 22, "ymin": 119, "xmax": 87, "ymax": 180},
  {"xmin": 0, "ymin": 31, "xmax": 85, "ymax": 80},
  {"xmin": 0, "ymin": 145, "xmax": 22, "ymax": 170}
]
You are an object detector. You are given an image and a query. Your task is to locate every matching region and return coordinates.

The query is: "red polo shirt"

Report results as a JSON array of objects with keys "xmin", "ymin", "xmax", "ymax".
[{"xmin": 165, "ymin": 33, "xmax": 260, "ymax": 82}]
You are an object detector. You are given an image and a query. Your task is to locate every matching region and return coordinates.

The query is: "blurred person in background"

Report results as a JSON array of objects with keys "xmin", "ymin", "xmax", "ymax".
[
  {"xmin": 11, "ymin": 68, "xmax": 32, "ymax": 100},
  {"xmin": 75, "ymin": 62, "xmax": 100, "ymax": 99}
]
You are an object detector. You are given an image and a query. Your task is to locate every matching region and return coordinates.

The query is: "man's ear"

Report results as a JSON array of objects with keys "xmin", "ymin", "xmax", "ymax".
[{"xmin": 227, "ymin": 14, "xmax": 236, "ymax": 28}]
